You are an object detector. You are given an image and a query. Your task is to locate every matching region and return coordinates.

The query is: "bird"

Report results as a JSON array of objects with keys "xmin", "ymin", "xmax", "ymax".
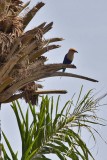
[{"xmin": 62, "ymin": 48, "xmax": 78, "ymax": 72}]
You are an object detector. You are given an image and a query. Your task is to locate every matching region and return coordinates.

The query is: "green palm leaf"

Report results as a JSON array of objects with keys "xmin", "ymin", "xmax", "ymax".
[{"xmin": 2, "ymin": 88, "xmax": 106, "ymax": 160}]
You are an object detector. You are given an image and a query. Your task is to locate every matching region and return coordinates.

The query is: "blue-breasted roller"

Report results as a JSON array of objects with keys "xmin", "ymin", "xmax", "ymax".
[{"xmin": 62, "ymin": 48, "xmax": 78, "ymax": 72}]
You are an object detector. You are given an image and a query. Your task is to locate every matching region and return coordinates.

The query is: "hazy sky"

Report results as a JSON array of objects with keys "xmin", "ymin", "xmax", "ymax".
[{"xmin": 1, "ymin": 0, "xmax": 107, "ymax": 159}]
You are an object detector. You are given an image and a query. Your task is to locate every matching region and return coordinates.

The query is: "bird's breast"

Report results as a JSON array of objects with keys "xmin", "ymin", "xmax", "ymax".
[{"xmin": 67, "ymin": 53, "xmax": 74, "ymax": 61}]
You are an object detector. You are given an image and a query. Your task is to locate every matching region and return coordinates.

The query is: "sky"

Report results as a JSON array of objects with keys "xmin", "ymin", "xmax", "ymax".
[{"xmin": 1, "ymin": 0, "xmax": 107, "ymax": 159}]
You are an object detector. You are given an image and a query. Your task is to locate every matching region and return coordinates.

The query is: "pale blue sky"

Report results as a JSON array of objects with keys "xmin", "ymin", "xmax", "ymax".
[{"xmin": 1, "ymin": 0, "xmax": 107, "ymax": 159}]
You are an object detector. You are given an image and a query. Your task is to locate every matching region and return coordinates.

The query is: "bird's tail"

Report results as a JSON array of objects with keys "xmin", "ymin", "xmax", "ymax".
[
  {"xmin": 60, "ymin": 68, "xmax": 65, "ymax": 79},
  {"xmin": 62, "ymin": 68, "xmax": 65, "ymax": 72}
]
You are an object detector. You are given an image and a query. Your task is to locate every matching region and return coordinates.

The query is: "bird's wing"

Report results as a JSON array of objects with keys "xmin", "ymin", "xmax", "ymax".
[
  {"xmin": 63, "ymin": 54, "xmax": 71, "ymax": 64},
  {"xmin": 62, "ymin": 54, "xmax": 72, "ymax": 72}
]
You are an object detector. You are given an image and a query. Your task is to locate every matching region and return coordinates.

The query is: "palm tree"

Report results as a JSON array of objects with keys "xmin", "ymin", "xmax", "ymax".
[
  {"xmin": 0, "ymin": 1, "xmax": 102, "ymax": 159},
  {"xmin": 0, "ymin": 0, "xmax": 98, "ymax": 105},
  {"xmin": 2, "ymin": 87, "xmax": 106, "ymax": 160}
]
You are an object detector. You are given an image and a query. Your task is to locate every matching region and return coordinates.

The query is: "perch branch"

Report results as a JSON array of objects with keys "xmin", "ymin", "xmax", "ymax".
[{"xmin": 0, "ymin": 64, "xmax": 76, "ymax": 102}]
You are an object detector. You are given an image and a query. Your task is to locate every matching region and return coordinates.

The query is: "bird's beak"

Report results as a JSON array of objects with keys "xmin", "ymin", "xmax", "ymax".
[{"xmin": 75, "ymin": 51, "xmax": 78, "ymax": 53}]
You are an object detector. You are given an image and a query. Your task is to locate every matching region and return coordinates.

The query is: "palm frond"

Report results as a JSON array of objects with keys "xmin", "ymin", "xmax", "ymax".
[{"xmin": 2, "ymin": 88, "xmax": 106, "ymax": 160}]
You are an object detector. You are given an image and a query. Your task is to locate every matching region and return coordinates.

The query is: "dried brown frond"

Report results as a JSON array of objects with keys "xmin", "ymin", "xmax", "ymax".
[
  {"xmin": 29, "ymin": 45, "xmax": 61, "ymax": 62},
  {"xmin": 0, "ymin": 16, "xmax": 23, "ymax": 35},
  {"xmin": 3, "ymin": 90, "xmax": 67, "ymax": 103},
  {"xmin": 23, "ymin": 2, "xmax": 45, "ymax": 29},
  {"xmin": 0, "ymin": 0, "xmax": 23, "ymax": 17},
  {"xmin": 43, "ymin": 22, "xmax": 53, "ymax": 34}
]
